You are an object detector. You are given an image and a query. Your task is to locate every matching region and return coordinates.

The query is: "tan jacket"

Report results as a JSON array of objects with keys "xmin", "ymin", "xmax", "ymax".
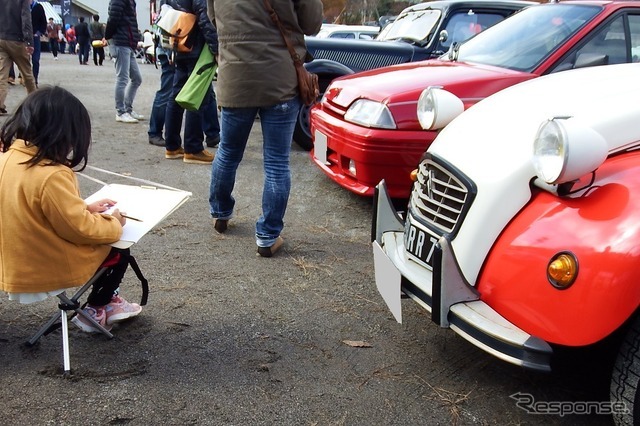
[
  {"xmin": 0, "ymin": 140, "xmax": 122, "ymax": 293},
  {"xmin": 208, "ymin": 0, "xmax": 323, "ymax": 107}
]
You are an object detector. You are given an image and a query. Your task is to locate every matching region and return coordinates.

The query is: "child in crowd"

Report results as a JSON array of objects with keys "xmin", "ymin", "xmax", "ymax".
[{"xmin": 0, "ymin": 86, "xmax": 142, "ymax": 332}]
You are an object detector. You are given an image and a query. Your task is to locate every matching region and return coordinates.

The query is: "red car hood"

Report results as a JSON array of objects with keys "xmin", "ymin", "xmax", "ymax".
[{"xmin": 326, "ymin": 59, "xmax": 537, "ymax": 109}]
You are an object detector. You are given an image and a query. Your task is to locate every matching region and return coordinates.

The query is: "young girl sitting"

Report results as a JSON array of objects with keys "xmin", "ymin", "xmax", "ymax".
[{"xmin": 0, "ymin": 86, "xmax": 142, "ymax": 333}]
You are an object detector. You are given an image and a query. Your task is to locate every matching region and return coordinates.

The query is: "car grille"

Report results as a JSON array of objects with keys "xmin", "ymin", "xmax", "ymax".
[
  {"xmin": 312, "ymin": 50, "xmax": 409, "ymax": 72},
  {"xmin": 410, "ymin": 157, "xmax": 472, "ymax": 235}
]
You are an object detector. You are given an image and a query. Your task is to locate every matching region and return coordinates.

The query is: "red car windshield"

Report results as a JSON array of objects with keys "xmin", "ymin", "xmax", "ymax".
[{"xmin": 453, "ymin": 4, "xmax": 601, "ymax": 71}]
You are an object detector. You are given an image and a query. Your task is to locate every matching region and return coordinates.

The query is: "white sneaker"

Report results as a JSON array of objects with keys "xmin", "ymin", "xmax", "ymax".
[
  {"xmin": 129, "ymin": 111, "xmax": 145, "ymax": 120},
  {"xmin": 116, "ymin": 112, "xmax": 139, "ymax": 123}
]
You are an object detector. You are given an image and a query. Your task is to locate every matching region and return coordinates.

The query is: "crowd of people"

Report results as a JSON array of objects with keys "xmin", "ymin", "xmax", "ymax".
[{"xmin": 0, "ymin": 0, "xmax": 323, "ymax": 332}]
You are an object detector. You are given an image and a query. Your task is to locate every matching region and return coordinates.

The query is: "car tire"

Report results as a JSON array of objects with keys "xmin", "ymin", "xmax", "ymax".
[
  {"xmin": 293, "ymin": 100, "xmax": 315, "ymax": 151},
  {"xmin": 611, "ymin": 315, "xmax": 640, "ymax": 425}
]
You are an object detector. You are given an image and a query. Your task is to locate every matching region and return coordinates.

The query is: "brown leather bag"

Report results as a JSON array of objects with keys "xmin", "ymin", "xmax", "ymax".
[{"xmin": 263, "ymin": 0, "xmax": 319, "ymax": 106}]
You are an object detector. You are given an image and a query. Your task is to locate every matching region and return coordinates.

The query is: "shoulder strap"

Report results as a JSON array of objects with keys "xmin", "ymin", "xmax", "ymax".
[{"xmin": 263, "ymin": 0, "xmax": 303, "ymax": 67}]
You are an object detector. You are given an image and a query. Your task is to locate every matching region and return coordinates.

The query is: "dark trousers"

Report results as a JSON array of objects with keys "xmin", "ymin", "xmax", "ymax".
[
  {"xmin": 164, "ymin": 56, "xmax": 219, "ymax": 153},
  {"xmin": 49, "ymin": 38, "xmax": 58, "ymax": 57},
  {"xmin": 93, "ymin": 45, "xmax": 105, "ymax": 65},
  {"xmin": 78, "ymin": 40, "xmax": 90, "ymax": 64},
  {"xmin": 86, "ymin": 248, "xmax": 130, "ymax": 307}
]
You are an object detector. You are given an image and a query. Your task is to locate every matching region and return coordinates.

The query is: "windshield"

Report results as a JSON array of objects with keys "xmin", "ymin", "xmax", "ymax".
[
  {"xmin": 377, "ymin": 9, "xmax": 442, "ymax": 42},
  {"xmin": 454, "ymin": 4, "xmax": 601, "ymax": 72}
]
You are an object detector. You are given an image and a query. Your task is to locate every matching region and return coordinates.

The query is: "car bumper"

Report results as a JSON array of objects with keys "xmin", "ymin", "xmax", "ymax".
[
  {"xmin": 311, "ymin": 107, "xmax": 430, "ymax": 198},
  {"xmin": 372, "ymin": 180, "xmax": 552, "ymax": 372}
]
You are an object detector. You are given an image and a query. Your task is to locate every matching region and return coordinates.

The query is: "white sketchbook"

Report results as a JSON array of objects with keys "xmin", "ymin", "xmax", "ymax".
[{"xmin": 84, "ymin": 183, "xmax": 192, "ymax": 249}]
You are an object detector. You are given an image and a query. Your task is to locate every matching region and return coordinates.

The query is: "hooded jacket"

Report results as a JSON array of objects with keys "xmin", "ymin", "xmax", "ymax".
[
  {"xmin": 105, "ymin": 0, "xmax": 141, "ymax": 49},
  {"xmin": 208, "ymin": 0, "xmax": 323, "ymax": 108}
]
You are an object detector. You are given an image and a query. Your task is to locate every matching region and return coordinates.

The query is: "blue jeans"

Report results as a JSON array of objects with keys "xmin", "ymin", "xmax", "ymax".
[
  {"xmin": 200, "ymin": 96, "xmax": 220, "ymax": 138},
  {"xmin": 78, "ymin": 40, "xmax": 90, "ymax": 64},
  {"xmin": 208, "ymin": 96, "xmax": 301, "ymax": 247},
  {"xmin": 111, "ymin": 45, "xmax": 142, "ymax": 115},
  {"xmin": 32, "ymin": 36, "xmax": 41, "ymax": 85},
  {"xmin": 148, "ymin": 53, "xmax": 174, "ymax": 138},
  {"xmin": 165, "ymin": 56, "xmax": 218, "ymax": 153}
]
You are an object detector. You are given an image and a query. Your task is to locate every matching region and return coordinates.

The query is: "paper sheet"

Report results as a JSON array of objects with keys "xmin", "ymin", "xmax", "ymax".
[{"xmin": 85, "ymin": 184, "xmax": 192, "ymax": 248}]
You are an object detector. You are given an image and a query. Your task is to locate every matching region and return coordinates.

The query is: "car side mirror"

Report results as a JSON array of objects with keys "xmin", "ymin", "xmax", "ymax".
[{"xmin": 439, "ymin": 29, "xmax": 448, "ymax": 43}]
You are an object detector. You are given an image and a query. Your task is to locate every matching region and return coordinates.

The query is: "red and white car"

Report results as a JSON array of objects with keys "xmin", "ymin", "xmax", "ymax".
[
  {"xmin": 311, "ymin": 0, "xmax": 640, "ymax": 199},
  {"xmin": 373, "ymin": 63, "xmax": 640, "ymax": 425}
]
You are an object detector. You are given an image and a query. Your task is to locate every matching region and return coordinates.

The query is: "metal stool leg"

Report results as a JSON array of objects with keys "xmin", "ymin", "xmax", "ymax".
[{"xmin": 60, "ymin": 309, "xmax": 71, "ymax": 374}]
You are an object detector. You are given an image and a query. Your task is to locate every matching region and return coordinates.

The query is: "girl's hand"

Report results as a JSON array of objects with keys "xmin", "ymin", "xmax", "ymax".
[
  {"xmin": 111, "ymin": 209, "xmax": 126, "ymax": 226},
  {"xmin": 87, "ymin": 198, "xmax": 116, "ymax": 213}
]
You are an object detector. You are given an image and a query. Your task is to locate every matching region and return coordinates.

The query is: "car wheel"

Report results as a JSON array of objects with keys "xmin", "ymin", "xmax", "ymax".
[
  {"xmin": 611, "ymin": 315, "xmax": 640, "ymax": 425},
  {"xmin": 293, "ymin": 100, "xmax": 315, "ymax": 151}
]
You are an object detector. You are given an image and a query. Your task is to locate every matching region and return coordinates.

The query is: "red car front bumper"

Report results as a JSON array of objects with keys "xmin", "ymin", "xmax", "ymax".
[{"xmin": 310, "ymin": 106, "xmax": 434, "ymax": 199}]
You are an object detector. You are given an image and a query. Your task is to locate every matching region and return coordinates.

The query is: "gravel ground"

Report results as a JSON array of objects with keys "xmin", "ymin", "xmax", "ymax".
[{"xmin": 0, "ymin": 53, "xmax": 615, "ymax": 426}]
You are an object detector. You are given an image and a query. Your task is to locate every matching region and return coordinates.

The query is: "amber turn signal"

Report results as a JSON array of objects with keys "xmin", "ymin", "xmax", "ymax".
[
  {"xmin": 547, "ymin": 252, "xmax": 578, "ymax": 289},
  {"xmin": 410, "ymin": 169, "xmax": 418, "ymax": 182}
]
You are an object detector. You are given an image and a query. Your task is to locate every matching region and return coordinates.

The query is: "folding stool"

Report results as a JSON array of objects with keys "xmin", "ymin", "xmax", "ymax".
[{"xmin": 26, "ymin": 253, "xmax": 149, "ymax": 376}]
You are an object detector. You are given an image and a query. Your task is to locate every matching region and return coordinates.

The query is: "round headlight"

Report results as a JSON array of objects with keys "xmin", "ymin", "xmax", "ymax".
[
  {"xmin": 532, "ymin": 119, "xmax": 566, "ymax": 184},
  {"xmin": 532, "ymin": 118, "xmax": 608, "ymax": 185},
  {"xmin": 417, "ymin": 87, "xmax": 464, "ymax": 130}
]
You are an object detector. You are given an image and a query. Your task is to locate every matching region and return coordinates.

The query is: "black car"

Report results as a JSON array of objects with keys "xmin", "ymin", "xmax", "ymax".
[{"xmin": 294, "ymin": 0, "xmax": 534, "ymax": 149}]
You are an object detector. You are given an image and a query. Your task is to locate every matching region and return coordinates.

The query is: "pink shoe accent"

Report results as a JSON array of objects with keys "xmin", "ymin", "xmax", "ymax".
[{"xmin": 105, "ymin": 295, "xmax": 142, "ymax": 325}]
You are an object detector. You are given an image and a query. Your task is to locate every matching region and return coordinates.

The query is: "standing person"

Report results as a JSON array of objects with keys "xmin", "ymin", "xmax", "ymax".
[
  {"xmin": 162, "ymin": 0, "xmax": 218, "ymax": 164},
  {"xmin": 0, "ymin": 87, "xmax": 142, "ymax": 332},
  {"xmin": 89, "ymin": 14, "xmax": 106, "ymax": 66},
  {"xmin": 46, "ymin": 17, "xmax": 58, "ymax": 60},
  {"xmin": 0, "ymin": 0, "xmax": 37, "ymax": 115},
  {"xmin": 75, "ymin": 16, "xmax": 91, "ymax": 65},
  {"xmin": 207, "ymin": 0, "xmax": 323, "ymax": 257},
  {"xmin": 65, "ymin": 24, "xmax": 76, "ymax": 54},
  {"xmin": 105, "ymin": 0, "xmax": 143, "ymax": 124},
  {"xmin": 89, "ymin": 15, "xmax": 104, "ymax": 65},
  {"xmin": 148, "ymin": 40, "xmax": 221, "ymax": 148},
  {"xmin": 147, "ymin": 41, "xmax": 173, "ymax": 146},
  {"xmin": 29, "ymin": 0, "xmax": 46, "ymax": 87}
]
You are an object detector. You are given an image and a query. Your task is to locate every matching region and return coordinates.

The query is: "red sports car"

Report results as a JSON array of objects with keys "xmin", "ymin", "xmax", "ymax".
[{"xmin": 311, "ymin": 0, "xmax": 640, "ymax": 199}]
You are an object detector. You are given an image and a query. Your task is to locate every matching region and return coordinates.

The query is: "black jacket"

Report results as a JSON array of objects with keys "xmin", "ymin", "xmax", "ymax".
[
  {"xmin": 31, "ymin": 2, "xmax": 47, "ymax": 37},
  {"xmin": 105, "ymin": 0, "xmax": 141, "ymax": 49},
  {"xmin": 166, "ymin": 0, "xmax": 217, "ymax": 59},
  {"xmin": 75, "ymin": 21, "xmax": 91, "ymax": 43}
]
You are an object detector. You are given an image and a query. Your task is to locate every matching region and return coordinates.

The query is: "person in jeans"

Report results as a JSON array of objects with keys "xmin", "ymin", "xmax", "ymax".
[
  {"xmin": 29, "ymin": 0, "xmax": 46, "ymax": 86},
  {"xmin": 207, "ymin": 0, "xmax": 323, "ymax": 256},
  {"xmin": 148, "ymin": 44, "xmax": 221, "ymax": 148},
  {"xmin": 75, "ymin": 17, "xmax": 91, "ymax": 65},
  {"xmin": 162, "ymin": 0, "xmax": 218, "ymax": 164},
  {"xmin": 0, "ymin": 0, "xmax": 37, "ymax": 115},
  {"xmin": 105, "ymin": 0, "xmax": 143, "ymax": 124}
]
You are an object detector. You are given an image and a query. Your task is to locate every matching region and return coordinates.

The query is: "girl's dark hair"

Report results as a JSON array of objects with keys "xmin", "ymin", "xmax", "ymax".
[{"xmin": 0, "ymin": 86, "xmax": 92, "ymax": 171}]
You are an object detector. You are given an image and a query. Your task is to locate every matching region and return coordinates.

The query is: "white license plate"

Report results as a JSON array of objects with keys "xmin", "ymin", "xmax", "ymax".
[
  {"xmin": 373, "ymin": 241, "xmax": 402, "ymax": 323},
  {"xmin": 313, "ymin": 130, "xmax": 328, "ymax": 165},
  {"xmin": 404, "ymin": 215, "xmax": 439, "ymax": 269}
]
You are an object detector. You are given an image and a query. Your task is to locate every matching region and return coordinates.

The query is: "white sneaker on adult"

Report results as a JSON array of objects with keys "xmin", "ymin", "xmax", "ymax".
[
  {"xmin": 116, "ymin": 112, "xmax": 139, "ymax": 123},
  {"xmin": 129, "ymin": 111, "xmax": 145, "ymax": 120}
]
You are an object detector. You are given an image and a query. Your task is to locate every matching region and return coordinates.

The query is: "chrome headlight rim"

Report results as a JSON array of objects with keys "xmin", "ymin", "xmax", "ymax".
[
  {"xmin": 417, "ymin": 87, "xmax": 464, "ymax": 130},
  {"xmin": 532, "ymin": 117, "xmax": 608, "ymax": 185}
]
